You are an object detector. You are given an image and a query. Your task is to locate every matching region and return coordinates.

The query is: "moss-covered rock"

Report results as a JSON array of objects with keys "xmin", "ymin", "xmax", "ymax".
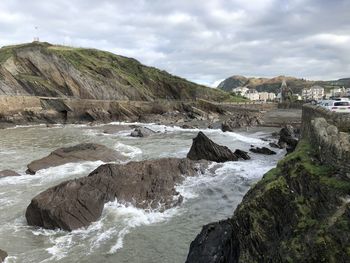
[{"xmin": 187, "ymin": 139, "xmax": 350, "ymax": 263}]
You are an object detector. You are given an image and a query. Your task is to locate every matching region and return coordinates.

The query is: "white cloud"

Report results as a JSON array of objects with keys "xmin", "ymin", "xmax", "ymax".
[{"xmin": 0, "ymin": 0, "xmax": 349, "ymax": 84}]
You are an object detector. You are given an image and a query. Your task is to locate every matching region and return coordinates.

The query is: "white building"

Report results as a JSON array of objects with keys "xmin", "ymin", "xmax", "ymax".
[
  {"xmin": 242, "ymin": 90, "xmax": 276, "ymax": 101},
  {"xmin": 232, "ymin": 86, "xmax": 249, "ymax": 96},
  {"xmin": 268, "ymin": 93, "xmax": 276, "ymax": 101},
  {"xmin": 245, "ymin": 89, "xmax": 260, "ymax": 101},
  {"xmin": 302, "ymin": 86, "xmax": 324, "ymax": 100},
  {"xmin": 330, "ymin": 87, "xmax": 346, "ymax": 97},
  {"xmin": 259, "ymin": 92, "xmax": 276, "ymax": 102}
]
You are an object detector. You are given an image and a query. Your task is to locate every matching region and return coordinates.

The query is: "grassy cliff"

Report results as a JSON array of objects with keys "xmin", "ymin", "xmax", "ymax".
[{"xmin": 0, "ymin": 42, "xmax": 241, "ymax": 102}]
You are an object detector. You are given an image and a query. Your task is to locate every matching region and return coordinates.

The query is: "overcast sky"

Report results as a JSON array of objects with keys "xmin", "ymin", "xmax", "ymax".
[{"xmin": 0, "ymin": 0, "xmax": 349, "ymax": 86}]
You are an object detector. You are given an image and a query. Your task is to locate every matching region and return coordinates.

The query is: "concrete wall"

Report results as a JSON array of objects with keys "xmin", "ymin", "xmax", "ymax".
[{"xmin": 302, "ymin": 104, "xmax": 350, "ymax": 176}]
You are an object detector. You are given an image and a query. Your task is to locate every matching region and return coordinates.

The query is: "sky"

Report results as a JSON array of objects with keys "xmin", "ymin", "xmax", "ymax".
[{"xmin": 0, "ymin": 0, "xmax": 349, "ymax": 86}]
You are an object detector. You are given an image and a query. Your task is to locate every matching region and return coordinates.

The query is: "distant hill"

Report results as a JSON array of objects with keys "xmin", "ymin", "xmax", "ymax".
[
  {"xmin": 218, "ymin": 75, "xmax": 350, "ymax": 94},
  {"xmin": 0, "ymin": 42, "xmax": 235, "ymax": 101}
]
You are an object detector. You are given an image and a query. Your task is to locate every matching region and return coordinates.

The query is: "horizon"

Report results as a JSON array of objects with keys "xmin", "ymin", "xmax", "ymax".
[{"xmin": 0, "ymin": 0, "xmax": 349, "ymax": 86}]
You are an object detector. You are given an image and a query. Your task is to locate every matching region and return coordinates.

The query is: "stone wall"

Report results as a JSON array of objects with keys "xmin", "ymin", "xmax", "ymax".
[
  {"xmin": 302, "ymin": 104, "xmax": 350, "ymax": 176},
  {"xmin": 302, "ymin": 104, "xmax": 350, "ymax": 133},
  {"xmin": 0, "ymin": 95, "xmax": 42, "ymax": 114}
]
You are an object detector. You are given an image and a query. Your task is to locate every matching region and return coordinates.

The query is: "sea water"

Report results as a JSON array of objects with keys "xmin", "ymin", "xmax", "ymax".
[{"xmin": 0, "ymin": 123, "xmax": 284, "ymax": 263}]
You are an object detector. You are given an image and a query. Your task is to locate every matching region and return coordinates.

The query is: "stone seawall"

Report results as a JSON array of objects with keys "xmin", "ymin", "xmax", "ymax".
[{"xmin": 302, "ymin": 104, "xmax": 350, "ymax": 176}]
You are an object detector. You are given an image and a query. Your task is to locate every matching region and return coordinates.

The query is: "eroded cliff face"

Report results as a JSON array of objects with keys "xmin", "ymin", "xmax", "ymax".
[
  {"xmin": 186, "ymin": 140, "xmax": 350, "ymax": 263},
  {"xmin": 0, "ymin": 42, "xmax": 229, "ymax": 101}
]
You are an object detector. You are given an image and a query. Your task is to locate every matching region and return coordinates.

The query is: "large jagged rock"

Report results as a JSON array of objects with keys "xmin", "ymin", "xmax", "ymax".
[
  {"xmin": 26, "ymin": 158, "xmax": 204, "ymax": 231},
  {"xmin": 0, "ymin": 249, "xmax": 7, "ymax": 262},
  {"xmin": 186, "ymin": 140, "xmax": 350, "ymax": 262},
  {"xmin": 221, "ymin": 113, "xmax": 262, "ymax": 132},
  {"xmin": 26, "ymin": 143, "xmax": 126, "ymax": 174},
  {"xmin": 0, "ymin": 169, "xmax": 21, "ymax": 179},
  {"xmin": 187, "ymin": 132, "xmax": 238, "ymax": 162}
]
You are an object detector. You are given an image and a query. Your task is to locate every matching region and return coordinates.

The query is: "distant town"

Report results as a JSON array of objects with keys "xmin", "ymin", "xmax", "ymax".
[{"xmin": 230, "ymin": 80, "xmax": 350, "ymax": 102}]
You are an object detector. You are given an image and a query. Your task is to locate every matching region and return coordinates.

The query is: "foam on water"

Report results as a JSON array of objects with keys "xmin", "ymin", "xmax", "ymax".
[
  {"xmin": 33, "ymin": 200, "xmax": 181, "ymax": 260},
  {"xmin": 114, "ymin": 142, "xmax": 142, "ymax": 159},
  {"xmin": 34, "ymin": 160, "xmax": 105, "ymax": 184}
]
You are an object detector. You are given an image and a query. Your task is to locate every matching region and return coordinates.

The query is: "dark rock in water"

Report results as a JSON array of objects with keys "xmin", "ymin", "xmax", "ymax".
[
  {"xmin": 278, "ymin": 125, "xmax": 299, "ymax": 153},
  {"xmin": 0, "ymin": 169, "xmax": 21, "ymax": 179},
  {"xmin": 187, "ymin": 132, "xmax": 238, "ymax": 162},
  {"xmin": 269, "ymin": 142, "xmax": 282, "ymax": 149},
  {"xmin": 130, "ymin": 127, "xmax": 156, "ymax": 137},
  {"xmin": 186, "ymin": 220, "xmax": 236, "ymax": 263},
  {"xmin": 0, "ymin": 249, "xmax": 7, "ymax": 262},
  {"xmin": 249, "ymin": 147, "xmax": 276, "ymax": 155},
  {"xmin": 25, "ymin": 158, "xmax": 203, "ymax": 231},
  {"xmin": 234, "ymin": 149, "xmax": 250, "ymax": 160},
  {"xmin": 221, "ymin": 113, "xmax": 262, "ymax": 132},
  {"xmin": 26, "ymin": 143, "xmax": 126, "ymax": 175}
]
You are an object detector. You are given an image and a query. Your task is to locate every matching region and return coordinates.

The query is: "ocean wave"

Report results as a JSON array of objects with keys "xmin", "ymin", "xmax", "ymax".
[{"xmin": 114, "ymin": 142, "xmax": 142, "ymax": 159}]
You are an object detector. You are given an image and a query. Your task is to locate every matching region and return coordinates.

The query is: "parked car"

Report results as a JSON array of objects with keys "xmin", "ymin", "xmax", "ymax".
[{"xmin": 320, "ymin": 100, "xmax": 350, "ymax": 113}]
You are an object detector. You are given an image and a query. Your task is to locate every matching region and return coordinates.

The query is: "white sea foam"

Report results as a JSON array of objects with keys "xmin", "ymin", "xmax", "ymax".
[
  {"xmin": 114, "ymin": 142, "xmax": 142, "ymax": 159},
  {"xmin": 6, "ymin": 124, "xmax": 46, "ymax": 129},
  {"xmin": 38, "ymin": 200, "xmax": 180, "ymax": 259},
  {"xmin": 34, "ymin": 161, "xmax": 105, "ymax": 184}
]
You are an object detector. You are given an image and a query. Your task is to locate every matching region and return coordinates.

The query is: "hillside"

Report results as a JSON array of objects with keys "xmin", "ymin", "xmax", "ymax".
[
  {"xmin": 218, "ymin": 75, "xmax": 350, "ymax": 95},
  {"xmin": 0, "ymin": 42, "xmax": 233, "ymax": 101}
]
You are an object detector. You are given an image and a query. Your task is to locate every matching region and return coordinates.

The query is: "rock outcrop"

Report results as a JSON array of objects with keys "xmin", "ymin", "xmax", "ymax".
[
  {"xmin": 0, "ymin": 249, "xmax": 7, "ymax": 262},
  {"xmin": 26, "ymin": 158, "xmax": 204, "ymax": 231},
  {"xmin": 130, "ymin": 127, "xmax": 156, "ymax": 137},
  {"xmin": 26, "ymin": 143, "xmax": 126, "ymax": 174},
  {"xmin": 187, "ymin": 140, "xmax": 350, "ymax": 262},
  {"xmin": 186, "ymin": 220, "xmax": 235, "ymax": 263},
  {"xmin": 278, "ymin": 125, "xmax": 299, "ymax": 153},
  {"xmin": 221, "ymin": 113, "xmax": 262, "ymax": 131},
  {"xmin": 249, "ymin": 146, "xmax": 276, "ymax": 155},
  {"xmin": 187, "ymin": 132, "xmax": 238, "ymax": 162},
  {"xmin": 233, "ymin": 149, "xmax": 250, "ymax": 160},
  {"xmin": 0, "ymin": 169, "xmax": 21, "ymax": 178}
]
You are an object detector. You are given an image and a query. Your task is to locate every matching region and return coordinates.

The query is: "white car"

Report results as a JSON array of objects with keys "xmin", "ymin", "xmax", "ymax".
[{"xmin": 321, "ymin": 100, "xmax": 350, "ymax": 113}]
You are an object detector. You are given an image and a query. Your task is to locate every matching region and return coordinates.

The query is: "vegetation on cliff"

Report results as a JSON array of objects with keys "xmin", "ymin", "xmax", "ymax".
[
  {"xmin": 187, "ymin": 139, "xmax": 350, "ymax": 262},
  {"xmin": 0, "ymin": 42, "xmax": 242, "ymax": 102}
]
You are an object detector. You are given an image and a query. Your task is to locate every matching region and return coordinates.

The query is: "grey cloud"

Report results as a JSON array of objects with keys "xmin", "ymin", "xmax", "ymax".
[{"xmin": 0, "ymin": 0, "xmax": 349, "ymax": 85}]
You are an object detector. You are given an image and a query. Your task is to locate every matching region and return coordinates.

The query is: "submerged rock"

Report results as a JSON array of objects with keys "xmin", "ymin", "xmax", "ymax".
[
  {"xmin": 234, "ymin": 149, "xmax": 251, "ymax": 160},
  {"xmin": 0, "ymin": 249, "xmax": 7, "ymax": 262},
  {"xmin": 249, "ymin": 146, "xmax": 276, "ymax": 155},
  {"xmin": 0, "ymin": 169, "xmax": 21, "ymax": 179},
  {"xmin": 26, "ymin": 158, "xmax": 203, "ymax": 231},
  {"xmin": 269, "ymin": 142, "xmax": 282, "ymax": 149},
  {"xmin": 187, "ymin": 132, "xmax": 238, "ymax": 162},
  {"xmin": 26, "ymin": 143, "xmax": 126, "ymax": 174},
  {"xmin": 130, "ymin": 127, "xmax": 156, "ymax": 137}
]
